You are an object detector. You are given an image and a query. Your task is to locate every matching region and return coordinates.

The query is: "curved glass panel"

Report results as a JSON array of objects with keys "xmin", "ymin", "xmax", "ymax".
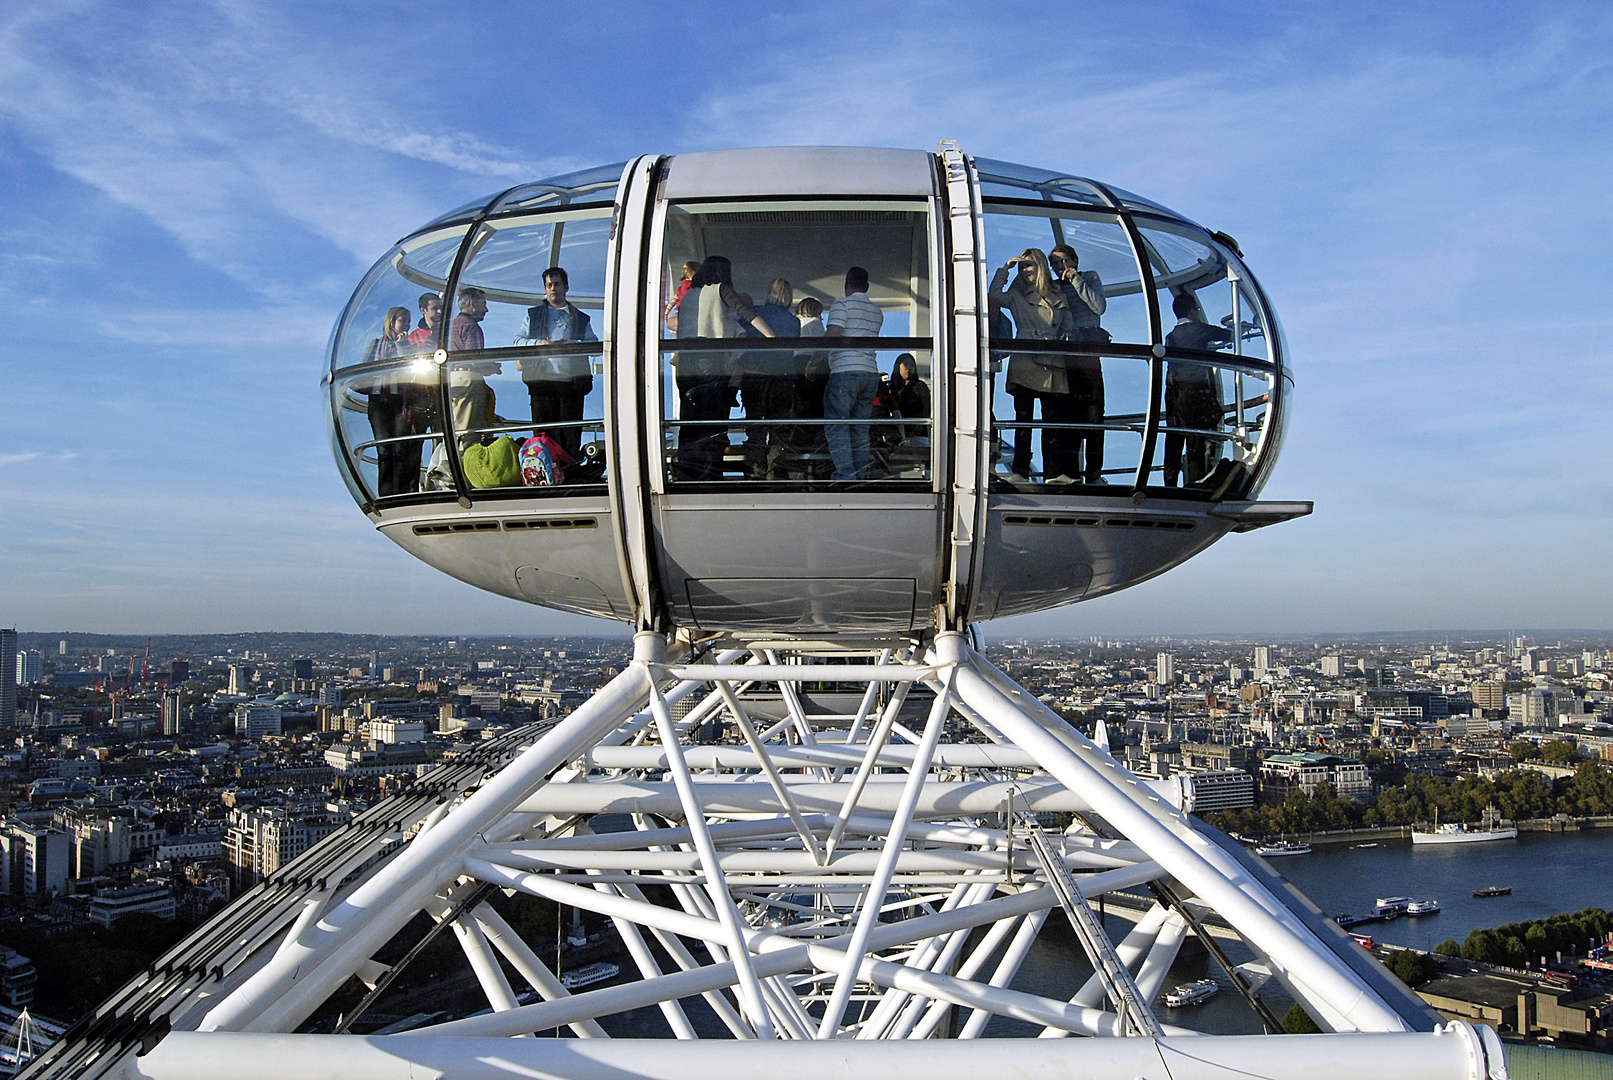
[
  {"xmin": 489, "ymin": 162, "xmax": 626, "ymax": 213},
  {"xmin": 330, "ymin": 360, "xmax": 444, "ymax": 501},
  {"xmin": 989, "ymin": 351, "xmax": 1150, "ymax": 487},
  {"xmin": 973, "ymin": 158, "xmax": 1110, "ymax": 206},
  {"xmin": 1103, "ymin": 184, "xmax": 1189, "ymax": 219},
  {"xmin": 418, "ymin": 192, "xmax": 505, "ymax": 231},
  {"xmin": 656, "ymin": 200, "xmax": 934, "ymax": 487},
  {"xmin": 330, "ymin": 226, "xmax": 466, "ymax": 373},
  {"xmin": 1144, "ymin": 355, "xmax": 1267, "ymax": 499},
  {"xmin": 982, "ymin": 206, "xmax": 1150, "ymax": 347}
]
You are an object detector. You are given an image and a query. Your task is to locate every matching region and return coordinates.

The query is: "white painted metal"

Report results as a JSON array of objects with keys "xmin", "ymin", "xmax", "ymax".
[{"xmin": 70, "ymin": 633, "xmax": 1491, "ymax": 1080}]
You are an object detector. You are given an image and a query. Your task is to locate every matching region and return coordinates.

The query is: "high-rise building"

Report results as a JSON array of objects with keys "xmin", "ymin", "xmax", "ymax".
[
  {"xmin": 15, "ymin": 650, "xmax": 44, "ymax": 686},
  {"xmin": 57, "ymin": 640, "xmax": 67, "ymax": 656},
  {"xmin": 168, "ymin": 658, "xmax": 191, "ymax": 685},
  {"xmin": 162, "ymin": 689, "xmax": 183, "ymax": 736},
  {"xmin": 1252, "ymin": 646, "xmax": 1270, "ymax": 677},
  {"xmin": 293, "ymin": 658, "xmax": 314, "ymax": 680},
  {"xmin": 1155, "ymin": 652, "xmax": 1174, "ymax": 685},
  {"xmin": 0, "ymin": 629, "xmax": 16, "ymax": 727},
  {"xmin": 1320, "ymin": 655, "xmax": 1343, "ymax": 678},
  {"xmin": 227, "ymin": 663, "xmax": 254, "ymax": 695}
]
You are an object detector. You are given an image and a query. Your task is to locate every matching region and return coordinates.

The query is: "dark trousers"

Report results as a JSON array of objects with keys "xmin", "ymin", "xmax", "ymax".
[
  {"xmin": 527, "ymin": 376, "xmax": 593, "ymax": 462},
  {"xmin": 740, "ymin": 374, "xmax": 796, "ymax": 478},
  {"xmin": 1164, "ymin": 383, "xmax": 1222, "ymax": 486},
  {"xmin": 367, "ymin": 392, "xmax": 424, "ymax": 497},
  {"xmin": 676, "ymin": 376, "xmax": 734, "ymax": 481},
  {"xmin": 1067, "ymin": 363, "xmax": 1105, "ymax": 483},
  {"xmin": 1010, "ymin": 387, "xmax": 1039, "ymax": 477}
]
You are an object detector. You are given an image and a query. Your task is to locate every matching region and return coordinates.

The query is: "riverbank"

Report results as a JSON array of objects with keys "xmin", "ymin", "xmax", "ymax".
[{"xmin": 1274, "ymin": 815, "xmax": 1613, "ymax": 845}]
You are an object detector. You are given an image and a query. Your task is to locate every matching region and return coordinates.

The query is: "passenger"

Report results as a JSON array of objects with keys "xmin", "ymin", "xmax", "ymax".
[
  {"xmin": 447, "ymin": 286, "xmax": 497, "ymax": 448},
  {"xmin": 663, "ymin": 261, "xmax": 698, "ymax": 333},
  {"xmin": 403, "ymin": 291, "xmax": 443, "ymax": 437},
  {"xmin": 739, "ymin": 277, "xmax": 801, "ymax": 479},
  {"xmin": 367, "ymin": 307, "xmax": 420, "ymax": 497},
  {"xmin": 1163, "ymin": 292, "xmax": 1232, "ymax": 487},
  {"xmin": 793, "ymin": 297, "xmax": 828, "ymax": 475},
  {"xmin": 822, "ymin": 267, "xmax": 883, "ymax": 481},
  {"xmin": 1049, "ymin": 244, "xmax": 1108, "ymax": 484},
  {"xmin": 889, "ymin": 353, "xmax": 931, "ymax": 444},
  {"xmin": 673, "ymin": 256, "xmax": 776, "ymax": 480},
  {"xmin": 408, "ymin": 292, "xmax": 443, "ymax": 345},
  {"xmin": 515, "ymin": 266, "xmax": 598, "ymax": 464},
  {"xmin": 989, "ymin": 249, "xmax": 1074, "ymax": 482}
]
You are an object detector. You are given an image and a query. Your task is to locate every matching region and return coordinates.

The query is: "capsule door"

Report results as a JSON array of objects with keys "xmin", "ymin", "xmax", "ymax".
[{"xmin": 639, "ymin": 187, "xmax": 949, "ymax": 635}]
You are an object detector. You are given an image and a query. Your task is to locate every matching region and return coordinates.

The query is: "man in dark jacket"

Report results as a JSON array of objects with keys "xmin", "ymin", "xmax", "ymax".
[
  {"xmin": 516, "ymin": 266, "xmax": 598, "ymax": 462},
  {"xmin": 1162, "ymin": 291, "xmax": 1233, "ymax": 486}
]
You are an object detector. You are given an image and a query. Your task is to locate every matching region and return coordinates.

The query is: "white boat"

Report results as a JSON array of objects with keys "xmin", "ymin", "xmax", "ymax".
[
  {"xmin": 1163, "ymin": 979, "xmax": 1220, "ymax": 1007},
  {"xmin": 1406, "ymin": 899, "xmax": 1440, "ymax": 915},
  {"xmin": 1412, "ymin": 805, "xmax": 1517, "ymax": 845},
  {"xmin": 1254, "ymin": 840, "xmax": 1312, "ymax": 857},
  {"xmin": 560, "ymin": 962, "xmax": 620, "ymax": 990},
  {"xmin": 1411, "ymin": 822, "xmax": 1518, "ymax": 844},
  {"xmin": 1374, "ymin": 896, "xmax": 1411, "ymax": 916}
]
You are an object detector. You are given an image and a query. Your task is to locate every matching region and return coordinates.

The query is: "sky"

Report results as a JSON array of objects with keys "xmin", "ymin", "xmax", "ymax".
[{"xmin": 0, "ymin": 2, "xmax": 1609, "ymax": 638}]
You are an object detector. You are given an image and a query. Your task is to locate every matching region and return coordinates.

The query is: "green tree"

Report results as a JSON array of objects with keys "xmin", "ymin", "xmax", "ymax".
[
  {"xmin": 1541, "ymin": 740, "xmax": 1582, "ymax": 766},
  {"xmin": 1509, "ymin": 740, "xmax": 1541, "ymax": 761},
  {"xmin": 1386, "ymin": 950, "xmax": 1438, "ymax": 988},
  {"xmin": 1433, "ymin": 939, "xmax": 1462, "ymax": 957},
  {"xmin": 1284, "ymin": 1004, "xmax": 1321, "ymax": 1034}
]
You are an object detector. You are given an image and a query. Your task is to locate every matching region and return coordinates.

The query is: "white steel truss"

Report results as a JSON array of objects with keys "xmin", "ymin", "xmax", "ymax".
[{"xmin": 50, "ymin": 631, "xmax": 1509, "ymax": 1080}]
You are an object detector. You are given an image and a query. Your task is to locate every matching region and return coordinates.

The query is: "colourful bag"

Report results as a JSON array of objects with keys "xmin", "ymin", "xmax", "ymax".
[
  {"xmin": 461, "ymin": 436, "xmax": 521, "ymax": 488},
  {"xmin": 520, "ymin": 434, "xmax": 575, "ymax": 486}
]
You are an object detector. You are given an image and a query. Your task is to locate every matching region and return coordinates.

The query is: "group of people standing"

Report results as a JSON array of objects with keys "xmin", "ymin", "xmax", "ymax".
[
  {"xmin": 669, "ymin": 258, "xmax": 928, "ymax": 483},
  {"xmin": 991, "ymin": 246, "xmax": 1234, "ymax": 488},
  {"xmin": 990, "ymin": 244, "xmax": 1110, "ymax": 485}
]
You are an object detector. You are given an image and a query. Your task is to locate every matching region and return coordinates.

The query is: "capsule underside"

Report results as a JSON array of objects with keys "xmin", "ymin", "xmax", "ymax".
[{"xmin": 325, "ymin": 147, "xmax": 1297, "ymax": 634}]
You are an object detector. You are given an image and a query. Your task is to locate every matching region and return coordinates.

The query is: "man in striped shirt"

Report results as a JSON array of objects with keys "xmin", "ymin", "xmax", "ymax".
[{"xmin": 823, "ymin": 266, "xmax": 884, "ymax": 480}]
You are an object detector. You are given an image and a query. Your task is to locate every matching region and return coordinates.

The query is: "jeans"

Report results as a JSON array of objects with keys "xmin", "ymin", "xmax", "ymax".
[{"xmin": 824, "ymin": 370, "xmax": 879, "ymax": 481}]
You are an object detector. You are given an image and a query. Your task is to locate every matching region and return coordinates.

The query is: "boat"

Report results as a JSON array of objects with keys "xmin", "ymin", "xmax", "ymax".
[
  {"xmin": 560, "ymin": 962, "xmax": 620, "ymax": 990},
  {"xmin": 1254, "ymin": 839, "xmax": 1312, "ymax": 857},
  {"xmin": 1473, "ymin": 886, "xmax": 1512, "ymax": 898},
  {"xmin": 1374, "ymin": 896, "xmax": 1412, "ymax": 916},
  {"xmin": 1353, "ymin": 842, "xmax": 1379, "ymax": 849},
  {"xmin": 1405, "ymin": 899, "xmax": 1440, "ymax": 915},
  {"xmin": 1412, "ymin": 805, "xmax": 1517, "ymax": 845},
  {"xmin": 1163, "ymin": 979, "xmax": 1220, "ymax": 1007}
]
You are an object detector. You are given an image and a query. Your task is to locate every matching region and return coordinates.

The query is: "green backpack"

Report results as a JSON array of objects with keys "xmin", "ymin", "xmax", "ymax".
[{"xmin": 461, "ymin": 436, "xmax": 522, "ymax": 488}]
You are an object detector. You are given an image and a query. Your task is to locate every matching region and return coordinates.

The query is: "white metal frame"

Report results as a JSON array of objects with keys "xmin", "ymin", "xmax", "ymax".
[{"xmin": 105, "ymin": 630, "xmax": 1509, "ymax": 1080}]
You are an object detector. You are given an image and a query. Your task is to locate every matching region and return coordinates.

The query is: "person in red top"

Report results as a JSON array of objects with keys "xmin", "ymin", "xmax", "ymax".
[
  {"xmin": 663, "ymin": 261, "xmax": 697, "ymax": 332},
  {"xmin": 407, "ymin": 292, "xmax": 442, "ymax": 346}
]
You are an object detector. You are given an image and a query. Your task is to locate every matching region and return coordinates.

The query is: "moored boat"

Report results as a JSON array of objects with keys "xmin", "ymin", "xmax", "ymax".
[
  {"xmin": 1413, "ymin": 805, "xmax": 1517, "ymax": 845},
  {"xmin": 1254, "ymin": 839, "xmax": 1312, "ymax": 857},
  {"xmin": 1405, "ymin": 899, "xmax": 1440, "ymax": 915},
  {"xmin": 1163, "ymin": 979, "xmax": 1220, "ymax": 1007},
  {"xmin": 560, "ymin": 962, "xmax": 620, "ymax": 990},
  {"xmin": 1473, "ymin": 885, "xmax": 1512, "ymax": 898}
]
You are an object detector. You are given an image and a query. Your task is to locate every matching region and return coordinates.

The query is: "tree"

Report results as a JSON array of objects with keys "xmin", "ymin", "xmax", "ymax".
[
  {"xmin": 1386, "ymin": 950, "xmax": 1438, "ymax": 988},
  {"xmin": 1541, "ymin": 740, "xmax": 1582, "ymax": 766},
  {"xmin": 1433, "ymin": 939, "xmax": 1462, "ymax": 957},
  {"xmin": 1284, "ymin": 1004, "xmax": 1321, "ymax": 1034},
  {"xmin": 1509, "ymin": 741, "xmax": 1541, "ymax": 761}
]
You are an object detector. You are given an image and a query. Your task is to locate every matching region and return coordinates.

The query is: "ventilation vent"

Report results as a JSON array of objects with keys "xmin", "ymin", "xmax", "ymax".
[
  {"xmin": 503, "ymin": 518, "xmax": 598, "ymax": 531},
  {"xmin": 412, "ymin": 521, "xmax": 500, "ymax": 535},
  {"xmin": 1001, "ymin": 514, "xmax": 1193, "ymax": 532}
]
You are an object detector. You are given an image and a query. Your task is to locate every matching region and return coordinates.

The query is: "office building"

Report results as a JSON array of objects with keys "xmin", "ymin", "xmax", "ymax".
[
  {"xmin": 0, "ymin": 824, "xmax": 70, "ymax": 902},
  {"xmin": 162, "ymin": 688, "xmax": 183, "ymax": 736},
  {"xmin": 227, "ymin": 663, "xmax": 254, "ymax": 695},
  {"xmin": 15, "ymin": 650, "xmax": 43, "ymax": 687},
  {"xmin": 87, "ymin": 884, "xmax": 177, "ymax": 928},
  {"xmin": 1320, "ymin": 655, "xmax": 1344, "ymax": 678},
  {"xmin": 234, "ymin": 703, "xmax": 283, "ymax": 739},
  {"xmin": 1259, "ymin": 753, "xmax": 1372, "ymax": 803},
  {"xmin": 1253, "ymin": 646, "xmax": 1270, "ymax": 678},
  {"xmin": 1155, "ymin": 652, "xmax": 1174, "ymax": 686},
  {"xmin": 0, "ymin": 629, "xmax": 15, "ymax": 727}
]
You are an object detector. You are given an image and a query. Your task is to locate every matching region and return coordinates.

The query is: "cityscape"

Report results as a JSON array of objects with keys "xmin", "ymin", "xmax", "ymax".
[{"xmin": 0, "ymin": 626, "xmax": 1610, "ymax": 1049}]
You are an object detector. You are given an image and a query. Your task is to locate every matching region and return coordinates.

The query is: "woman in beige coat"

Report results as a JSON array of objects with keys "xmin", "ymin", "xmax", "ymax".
[{"xmin": 989, "ymin": 248, "xmax": 1075, "ymax": 481}]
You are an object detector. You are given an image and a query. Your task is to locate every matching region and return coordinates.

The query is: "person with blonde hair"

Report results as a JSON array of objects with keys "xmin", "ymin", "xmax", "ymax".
[
  {"xmin": 989, "ymin": 248, "xmax": 1075, "ymax": 481},
  {"xmin": 367, "ymin": 306, "xmax": 423, "ymax": 496},
  {"xmin": 739, "ymin": 277, "xmax": 802, "ymax": 478}
]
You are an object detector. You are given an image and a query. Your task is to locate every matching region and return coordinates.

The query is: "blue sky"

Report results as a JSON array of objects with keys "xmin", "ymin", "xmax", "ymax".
[{"xmin": 1, "ymin": 2, "xmax": 1609, "ymax": 637}]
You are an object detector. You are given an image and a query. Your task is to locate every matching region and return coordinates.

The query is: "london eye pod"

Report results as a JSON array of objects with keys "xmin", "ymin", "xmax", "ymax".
[{"xmin": 323, "ymin": 146, "xmax": 1310, "ymax": 634}]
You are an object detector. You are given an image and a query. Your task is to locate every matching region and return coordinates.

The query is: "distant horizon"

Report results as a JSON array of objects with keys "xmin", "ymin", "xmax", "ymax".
[
  {"xmin": 1, "ymin": 5, "xmax": 1608, "ymax": 633},
  {"xmin": 11, "ymin": 627, "xmax": 1613, "ymax": 646}
]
